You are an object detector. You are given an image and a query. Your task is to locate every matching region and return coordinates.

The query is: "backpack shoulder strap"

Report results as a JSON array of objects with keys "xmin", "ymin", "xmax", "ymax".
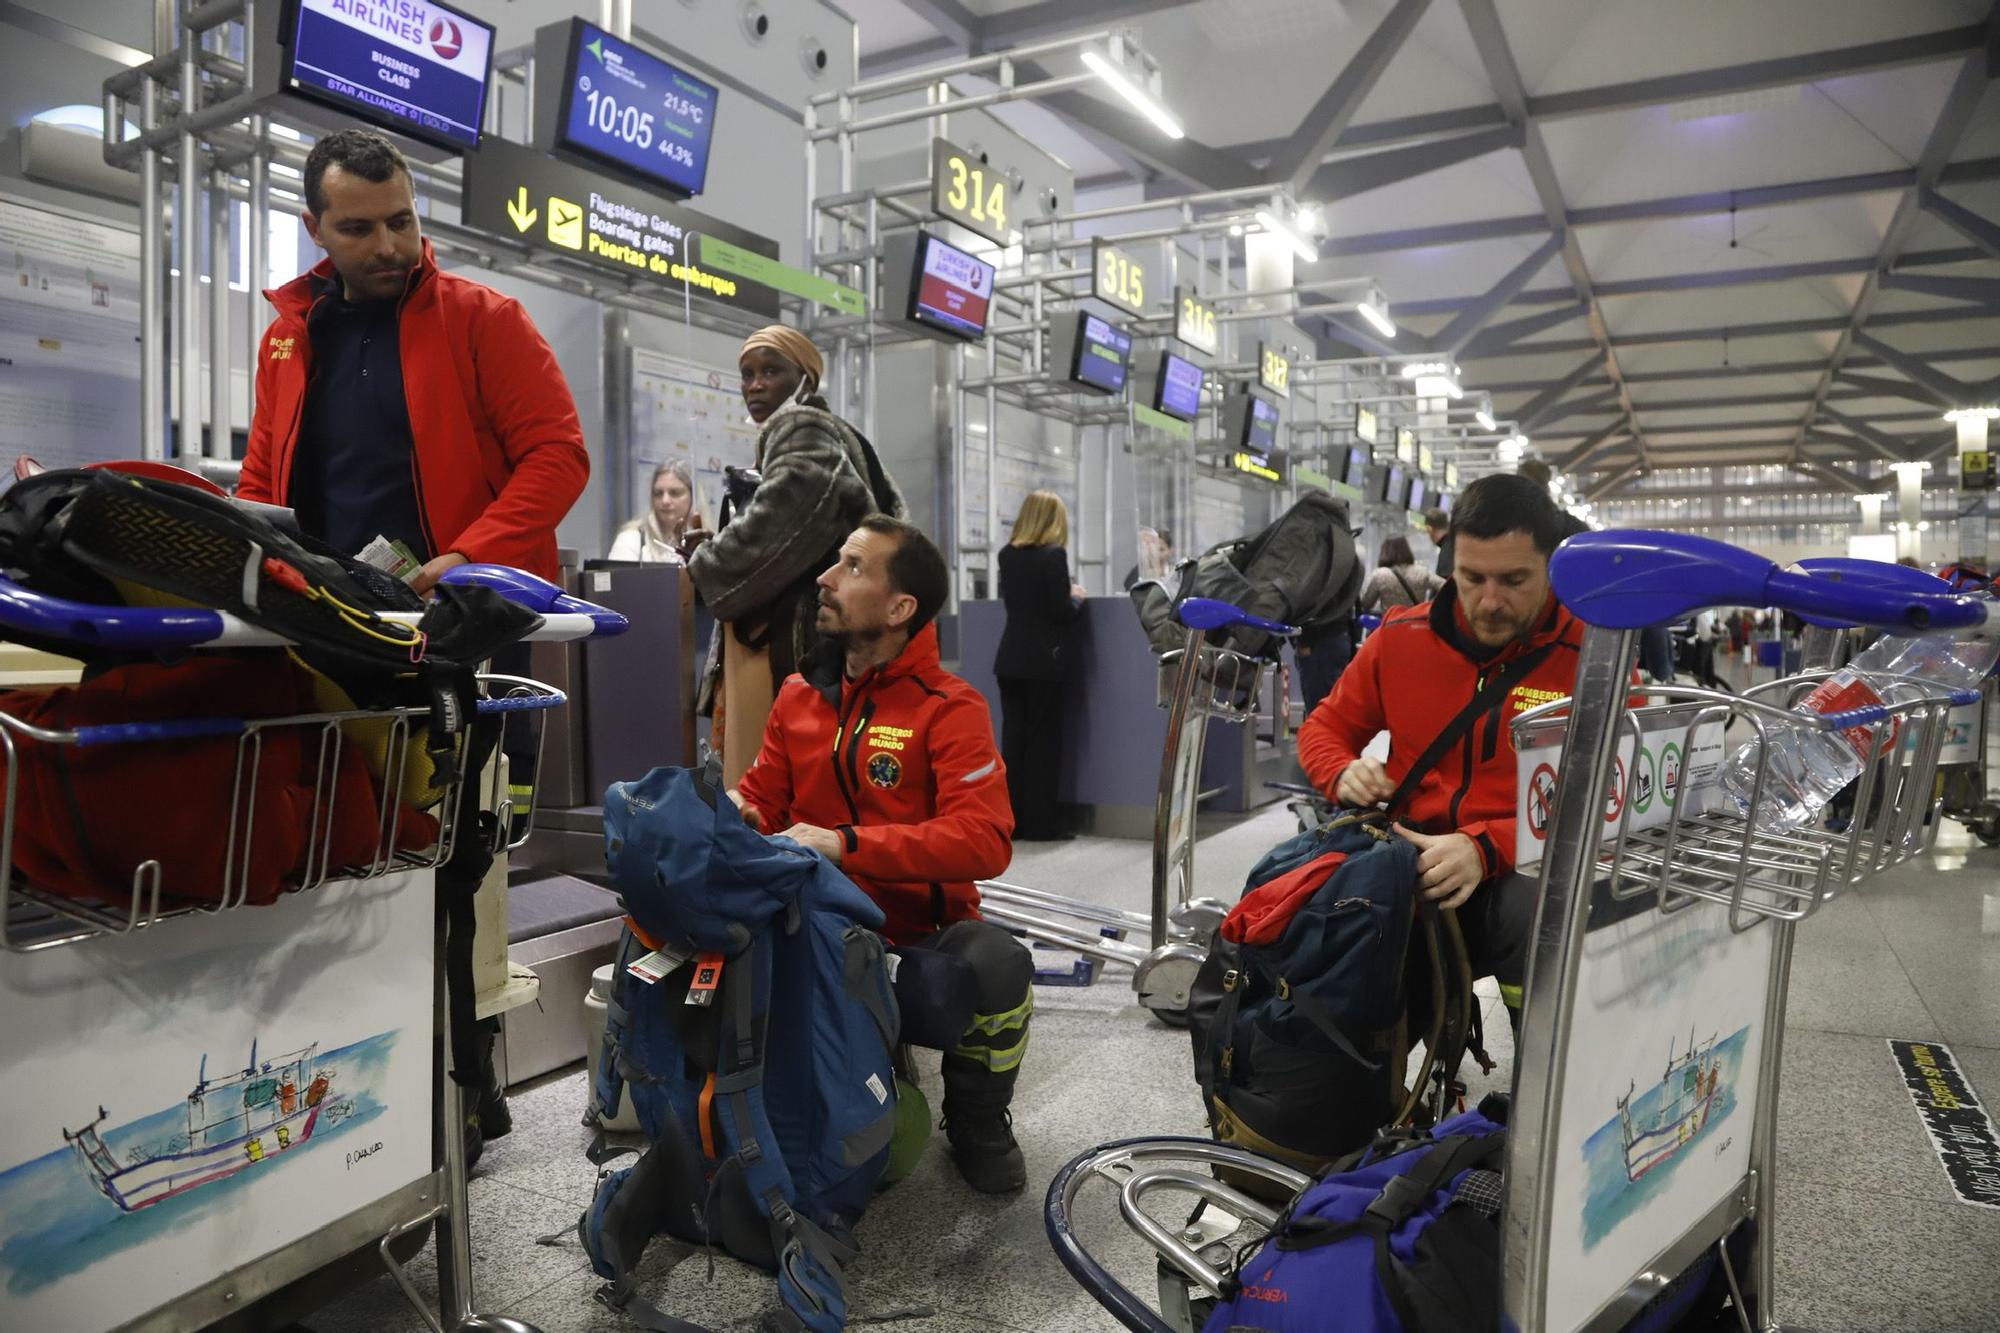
[
  {"xmin": 1392, "ymin": 567, "xmax": 1419, "ymax": 605},
  {"xmin": 1383, "ymin": 640, "xmax": 1558, "ymax": 819}
]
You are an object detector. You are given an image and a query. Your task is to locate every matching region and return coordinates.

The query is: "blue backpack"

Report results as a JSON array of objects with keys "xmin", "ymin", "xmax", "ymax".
[
  {"xmin": 1203, "ymin": 1106, "xmax": 1727, "ymax": 1333},
  {"xmin": 583, "ymin": 764, "xmax": 901, "ymax": 1333}
]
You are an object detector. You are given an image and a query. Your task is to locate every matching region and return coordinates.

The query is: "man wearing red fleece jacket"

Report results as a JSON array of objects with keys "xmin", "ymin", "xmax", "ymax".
[
  {"xmin": 1298, "ymin": 472, "xmax": 1588, "ymax": 1020},
  {"xmin": 731, "ymin": 515, "xmax": 1032, "ymax": 1195}
]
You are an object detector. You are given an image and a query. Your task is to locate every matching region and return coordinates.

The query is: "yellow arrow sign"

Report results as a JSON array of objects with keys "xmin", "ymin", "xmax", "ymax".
[{"xmin": 505, "ymin": 186, "xmax": 537, "ymax": 233}]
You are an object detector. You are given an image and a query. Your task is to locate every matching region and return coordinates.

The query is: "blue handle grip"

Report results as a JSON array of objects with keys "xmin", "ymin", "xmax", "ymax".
[
  {"xmin": 1176, "ymin": 596, "xmax": 1299, "ymax": 637},
  {"xmin": 72, "ymin": 716, "xmax": 247, "ymax": 747},
  {"xmin": 0, "ymin": 575, "xmax": 226, "ymax": 650},
  {"xmin": 442, "ymin": 563, "xmax": 630, "ymax": 636},
  {"xmin": 1549, "ymin": 530, "xmax": 1988, "ymax": 632},
  {"xmin": 476, "ymin": 689, "xmax": 568, "ymax": 714},
  {"xmin": 1791, "ymin": 557, "xmax": 1950, "ymax": 629}
]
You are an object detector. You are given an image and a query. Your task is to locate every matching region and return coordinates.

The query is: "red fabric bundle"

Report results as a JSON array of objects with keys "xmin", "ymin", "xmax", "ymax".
[{"xmin": 3, "ymin": 656, "xmax": 438, "ymax": 908}]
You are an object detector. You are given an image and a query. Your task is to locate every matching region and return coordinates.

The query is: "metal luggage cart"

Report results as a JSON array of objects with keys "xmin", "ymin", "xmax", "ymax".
[
  {"xmin": 1038, "ymin": 533, "xmax": 1994, "ymax": 1333},
  {"xmin": 0, "ymin": 562, "xmax": 629, "ymax": 1333},
  {"xmin": 976, "ymin": 597, "xmax": 1297, "ymax": 1020}
]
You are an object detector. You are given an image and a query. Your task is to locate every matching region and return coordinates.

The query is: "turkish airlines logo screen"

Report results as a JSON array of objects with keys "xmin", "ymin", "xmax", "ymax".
[
  {"xmin": 914, "ymin": 237, "xmax": 994, "ymax": 337},
  {"xmin": 292, "ymin": 1, "xmax": 494, "ymax": 146}
]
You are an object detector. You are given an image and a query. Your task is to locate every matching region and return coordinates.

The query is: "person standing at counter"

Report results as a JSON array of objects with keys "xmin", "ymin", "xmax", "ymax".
[
  {"xmin": 688, "ymin": 325, "xmax": 904, "ymax": 788},
  {"xmin": 1356, "ymin": 535, "xmax": 1445, "ymax": 614},
  {"xmin": 238, "ymin": 127, "xmax": 590, "ymax": 1166},
  {"xmin": 239, "ymin": 128, "xmax": 588, "ymax": 586},
  {"xmin": 609, "ymin": 459, "xmax": 707, "ymax": 563},
  {"xmin": 1423, "ymin": 508, "xmax": 1453, "ymax": 579},
  {"xmin": 995, "ymin": 491, "xmax": 1087, "ymax": 841}
]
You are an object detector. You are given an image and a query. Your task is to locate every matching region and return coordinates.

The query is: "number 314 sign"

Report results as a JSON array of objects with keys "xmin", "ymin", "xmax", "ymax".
[{"xmin": 930, "ymin": 137, "xmax": 1013, "ymax": 246}]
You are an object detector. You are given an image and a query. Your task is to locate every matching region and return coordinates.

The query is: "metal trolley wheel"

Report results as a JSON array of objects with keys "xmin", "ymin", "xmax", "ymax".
[{"xmin": 1044, "ymin": 1136, "xmax": 1311, "ymax": 1333}]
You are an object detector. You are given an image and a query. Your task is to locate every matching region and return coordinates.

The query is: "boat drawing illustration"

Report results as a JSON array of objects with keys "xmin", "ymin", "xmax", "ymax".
[
  {"xmin": 60, "ymin": 1041, "xmax": 336, "ymax": 1212},
  {"xmin": 1616, "ymin": 1029, "xmax": 1722, "ymax": 1182}
]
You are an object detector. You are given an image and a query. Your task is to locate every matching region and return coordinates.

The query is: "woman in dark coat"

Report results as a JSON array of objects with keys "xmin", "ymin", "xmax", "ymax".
[
  {"xmin": 688, "ymin": 325, "xmax": 904, "ymax": 787},
  {"xmin": 995, "ymin": 490, "xmax": 1087, "ymax": 840}
]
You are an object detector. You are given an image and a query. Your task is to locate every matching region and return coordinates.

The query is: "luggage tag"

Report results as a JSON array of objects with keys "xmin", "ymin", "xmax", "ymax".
[
  {"xmin": 684, "ymin": 951, "xmax": 726, "ymax": 1006},
  {"xmin": 627, "ymin": 943, "xmax": 694, "ymax": 985}
]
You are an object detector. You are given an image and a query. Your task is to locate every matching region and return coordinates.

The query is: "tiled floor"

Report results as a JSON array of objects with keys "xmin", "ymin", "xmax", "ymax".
[{"xmin": 295, "ymin": 809, "xmax": 2000, "ymax": 1332}]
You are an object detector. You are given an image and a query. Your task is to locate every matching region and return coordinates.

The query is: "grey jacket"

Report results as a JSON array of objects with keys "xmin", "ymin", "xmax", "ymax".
[
  {"xmin": 689, "ymin": 397, "xmax": 905, "ymax": 682},
  {"xmin": 1356, "ymin": 562, "xmax": 1445, "ymax": 613}
]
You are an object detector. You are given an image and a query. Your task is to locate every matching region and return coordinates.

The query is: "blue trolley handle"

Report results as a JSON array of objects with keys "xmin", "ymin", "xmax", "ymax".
[
  {"xmin": 1549, "ymin": 530, "xmax": 1992, "ymax": 633},
  {"xmin": 0, "ymin": 575, "xmax": 225, "ymax": 651},
  {"xmin": 440, "ymin": 563, "xmax": 630, "ymax": 635},
  {"xmin": 1175, "ymin": 596, "xmax": 1300, "ymax": 638},
  {"xmin": 63, "ymin": 688, "xmax": 567, "ymax": 747}
]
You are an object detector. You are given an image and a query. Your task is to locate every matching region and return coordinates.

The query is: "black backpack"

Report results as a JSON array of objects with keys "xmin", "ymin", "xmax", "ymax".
[{"xmin": 1131, "ymin": 492, "xmax": 1362, "ymax": 659}]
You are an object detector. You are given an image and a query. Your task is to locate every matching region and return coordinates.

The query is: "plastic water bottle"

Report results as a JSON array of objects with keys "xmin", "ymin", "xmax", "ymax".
[{"xmin": 1719, "ymin": 630, "xmax": 2000, "ymax": 833}]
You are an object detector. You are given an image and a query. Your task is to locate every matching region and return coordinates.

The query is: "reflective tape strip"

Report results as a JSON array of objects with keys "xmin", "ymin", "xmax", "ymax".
[
  {"xmin": 952, "ymin": 1030, "xmax": 1028, "ymax": 1072},
  {"xmin": 963, "ymin": 989, "xmax": 1034, "ymax": 1036}
]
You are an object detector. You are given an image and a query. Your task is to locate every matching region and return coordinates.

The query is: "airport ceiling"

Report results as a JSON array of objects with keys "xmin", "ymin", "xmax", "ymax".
[{"xmin": 843, "ymin": 0, "xmax": 2000, "ymax": 497}]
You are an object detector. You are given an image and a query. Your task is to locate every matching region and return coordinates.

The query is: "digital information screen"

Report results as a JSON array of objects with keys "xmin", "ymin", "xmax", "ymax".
[
  {"xmin": 909, "ymin": 233, "xmax": 995, "ymax": 340},
  {"xmin": 1384, "ymin": 463, "xmax": 1406, "ymax": 507},
  {"xmin": 1408, "ymin": 476, "xmax": 1428, "ymax": 512},
  {"xmin": 286, "ymin": 0, "xmax": 493, "ymax": 150},
  {"xmin": 1244, "ymin": 394, "xmax": 1279, "ymax": 455},
  {"xmin": 1073, "ymin": 314, "xmax": 1132, "ymax": 395},
  {"xmin": 558, "ymin": 21, "xmax": 719, "ymax": 197},
  {"xmin": 1154, "ymin": 353, "xmax": 1204, "ymax": 421},
  {"xmin": 1343, "ymin": 445, "xmax": 1371, "ymax": 486}
]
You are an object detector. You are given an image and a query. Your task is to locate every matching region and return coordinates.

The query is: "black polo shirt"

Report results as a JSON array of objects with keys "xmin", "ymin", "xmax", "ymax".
[{"xmin": 289, "ymin": 274, "xmax": 431, "ymax": 561}]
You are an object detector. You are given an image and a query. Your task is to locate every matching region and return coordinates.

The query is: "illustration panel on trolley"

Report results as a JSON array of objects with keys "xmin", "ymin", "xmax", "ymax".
[
  {"xmin": 0, "ymin": 872, "xmax": 433, "ymax": 1328},
  {"xmin": 0, "ymin": 1030, "xmax": 399, "ymax": 1289},
  {"xmin": 1544, "ymin": 895, "xmax": 1774, "ymax": 1332}
]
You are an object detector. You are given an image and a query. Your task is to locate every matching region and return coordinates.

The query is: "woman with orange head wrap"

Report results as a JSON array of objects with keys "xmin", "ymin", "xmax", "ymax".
[{"xmin": 688, "ymin": 325, "xmax": 906, "ymax": 785}]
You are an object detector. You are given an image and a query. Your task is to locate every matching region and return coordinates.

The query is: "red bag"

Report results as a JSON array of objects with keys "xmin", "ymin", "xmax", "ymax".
[{"xmin": 3, "ymin": 656, "xmax": 439, "ymax": 908}]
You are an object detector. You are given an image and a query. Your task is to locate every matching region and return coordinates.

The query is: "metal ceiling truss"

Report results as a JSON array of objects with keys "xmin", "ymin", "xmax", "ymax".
[
  {"xmin": 1920, "ymin": 186, "xmax": 2000, "ymax": 258},
  {"xmin": 1463, "ymin": 304, "xmax": 2000, "ymax": 362}
]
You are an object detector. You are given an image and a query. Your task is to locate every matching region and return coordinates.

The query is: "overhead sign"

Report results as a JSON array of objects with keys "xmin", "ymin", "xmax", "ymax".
[
  {"xmin": 1961, "ymin": 449, "xmax": 1994, "ymax": 491},
  {"xmin": 1258, "ymin": 341, "xmax": 1291, "ymax": 399},
  {"xmin": 1397, "ymin": 426, "xmax": 1419, "ymax": 465},
  {"xmin": 556, "ymin": 20, "xmax": 720, "ymax": 198},
  {"xmin": 1355, "ymin": 404, "xmax": 1378, "ymax": 445},
  {"xmin": 1093, "ymin": 239, "xmax": 1150, "ymax": 317},
  {"xmin": 1230, "ymin": 451, "xmax": 1283, "ymax": 483},
  {"xmin": 284, "ymin": 0, "xmax": 493, "ymax": 150},
  {"xmin": 698, "ymin": 236, "xmax": 864, "ymax": 315},
  {"xmin": 1419, "ymin": 443, "xmax": 1435, "ymax": 474},
  {"xmin": 462, "ymin": 138, "xmax": 779, "ymax": 317},
  {"xmin": 1174, "ymin": 286, "xmax": 1218, "ymax": 356},
  {"xmin": 930, "ymin": 137, "xmax": 1012, "ymax": 245}
]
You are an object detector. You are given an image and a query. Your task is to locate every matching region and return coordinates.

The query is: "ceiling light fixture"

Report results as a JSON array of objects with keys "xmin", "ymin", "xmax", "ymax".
[
  {"xmin": 1472, "ymin": 391, "xmax": 1496, "ymax": 433},
  {"xmin": 1401, "ymin": 359, "xmax": 1461, "ymax": 400},
  {"xmin": 1254, "ymin": 208, "xmax": 1318, "ymax": 263},
  {"xmin": 1359, "ymin": 285, "xmax": 1396, "ymax": 339},
  {"xmin": 1082, "ymin": 40, "xmax": 1184, "ymax": 140}
]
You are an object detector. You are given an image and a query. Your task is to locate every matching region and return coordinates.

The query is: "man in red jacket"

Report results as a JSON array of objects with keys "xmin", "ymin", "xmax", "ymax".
[
  {"xmin": 1298, "ymin": 472, "xmax": 1587, "ymax": 1022},
  {"xmin": 732, "ymin": 515, "xmax": 1032, "ymax": 1194},
  {"xmin": 239, "ymin": 129, "xmax": 587, "ymax": 588}
]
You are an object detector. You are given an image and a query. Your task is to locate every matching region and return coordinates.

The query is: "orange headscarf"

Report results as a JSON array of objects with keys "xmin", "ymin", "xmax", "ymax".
[{"xmin": 739, "ymin": 325, "xmax": 825, "ymax": 397}]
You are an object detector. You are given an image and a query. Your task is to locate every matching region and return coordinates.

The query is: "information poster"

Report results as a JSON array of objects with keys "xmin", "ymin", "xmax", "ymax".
[
  {"xmin": 0, "ymin": 198, "xmax": 143, "ymax": 473},
  {"xmin": 0, "ymin": 872, "xmax": 435, "ymax": 1330},
  {"xmin": 630, "ymin": 347, "xmax": 759, "ymax": 529}
]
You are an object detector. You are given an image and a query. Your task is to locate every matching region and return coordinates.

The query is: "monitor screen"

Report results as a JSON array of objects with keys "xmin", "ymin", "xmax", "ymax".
[
  {"xmin": 1153, "ymin": 352, "xmax": 1204, "ymax": 421},
  {"xmin": 285, "ymin": 0, "xmax": 493, "ymax": 150},
  {"xmin": 1407, "ymin": 476, "xmax": 1427, "ymax": 512},
  {"xmin": 1072, "ymin": 313, "xmax": 1133, "ymax": 395},
  {"xmin": 1438, "ymin": 490, "xmax": 1453, "ymax": 515},
  {"xmin": 556, "ymin": 21, "xmax": 719, "ymax": 196},
  {"xmin": 1342, "ymin": 445, "xmax": 1370, "ymax": 486},
  {"xmin": 908, "ymin": 232, "xmax": 995, "ymax": 340},
  {"xmin": 1382, "ymin": 463, "xmax": 1405, "ymax": 506},
  {"xmin": 1243, "ymin": 393, "xmax": 1280, "ymax": 454}
]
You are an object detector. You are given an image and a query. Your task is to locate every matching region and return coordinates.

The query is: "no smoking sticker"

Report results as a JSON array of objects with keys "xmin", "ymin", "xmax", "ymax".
[
  {"xmin": 1604, "ymin": 755, "xmax": 1626, "ymax": 824},
  {"xmin": 1661, "ymin": 742, "xmax": 1683, "ymax": 807},
  {"xmin": 1527, "ymin": 763, "xmax": 1558, "ymax": 841}
]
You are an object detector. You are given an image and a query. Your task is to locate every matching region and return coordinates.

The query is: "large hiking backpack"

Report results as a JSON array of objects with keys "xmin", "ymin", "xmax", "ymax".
[
  {"xmin": 1132, "ymin": 491, "xmax": 1361, "ymax": 658},
  {"xmin": 587, "ymin": 764, "xmax": 901, "ymax": 1333},
  {"xmin": 1199, "ymin": 1104, "xmax": 1732, "ymax": 1332},
  {"xmin": 1188, "ymin": 814, "xmax": 1484, "ymax": 1180}
]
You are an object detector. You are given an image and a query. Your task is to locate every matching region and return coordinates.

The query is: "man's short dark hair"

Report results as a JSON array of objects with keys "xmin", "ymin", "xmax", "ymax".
[
  {"xmin": 1422, "ymin": 507, "xmax": 1448, "ymax": 530},
  {"xmin": 303, "ymin": 129, "xmax": 411, "ymax": 215},
  {"xmin": 1452, "ymin": 473, "xmax": 1566, "ymax": 555},
  {"xmin": 861, "ymin": 514, "xmax": 949, "ymax": 636}
]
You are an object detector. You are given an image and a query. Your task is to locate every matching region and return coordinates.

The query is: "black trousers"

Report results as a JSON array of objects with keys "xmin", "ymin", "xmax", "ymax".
[
  {"xmin": 900, "ymin": 920, "xmax": 1034, "ymax": 1118},
  {"xmin": 999, "ymin": 676, "xmax": 1069, "ymax": 839},
  {"xmin": 1456, "ymin": 871, "xmax": 1540, "ymax": 1015}
]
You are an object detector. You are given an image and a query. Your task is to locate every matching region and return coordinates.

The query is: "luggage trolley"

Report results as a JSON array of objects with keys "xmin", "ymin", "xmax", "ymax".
[
  {"xmin": 1040, "ymin": 533, "xmax": 1993, "ymax": 1333},
  {"xmin": 0, "ymin": 564, "xmax": 628, "ymax": 1333},
  {"xmin": 976, "ymin": 598, "xmax": 1297, "ymax": 1020}
]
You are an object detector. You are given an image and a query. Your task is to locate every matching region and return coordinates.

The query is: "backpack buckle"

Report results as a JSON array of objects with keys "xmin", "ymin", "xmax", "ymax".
[
  {"xmin": 1364, "ymin": 1173, "xmax": 1431, "ymax": 1228},
  {"xmin": 1221, "ymin": 969, "xmax": 1240, "ymax": 992}
]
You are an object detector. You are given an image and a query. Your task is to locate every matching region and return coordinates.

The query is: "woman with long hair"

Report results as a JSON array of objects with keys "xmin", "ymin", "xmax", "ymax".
[
  {"xmin": 609, "ymin": 459, "xmax": 707, "ymax": 563},
  {"xmin": 688, "ymin": 324, "xmax": 904, "ymax": 786},
  {"xmin": 1356, "ymin": 534, "xmax": 1445, "ymax": 613},
  {"xmin": 995, "ymin": 490, "xmax": 1088, "ymax": 840}
]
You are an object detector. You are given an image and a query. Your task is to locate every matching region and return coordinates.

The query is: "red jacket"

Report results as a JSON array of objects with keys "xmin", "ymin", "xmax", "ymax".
[
  {"xmin": 734, "ymin": 626, "xmax": 1014, "ymax": 945},
  {"xmin": 239, "ymin": 240, "xmax": 588, "ymax": 581},
  {"xmin": 1297, "ymin": 583, "xmax": 1585, "ymax": 879}
]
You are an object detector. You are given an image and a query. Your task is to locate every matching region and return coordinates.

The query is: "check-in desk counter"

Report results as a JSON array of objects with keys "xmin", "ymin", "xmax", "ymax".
[
  {"xmin": 956, "ymin": 598, "xmax": 1290, "ymax": 838},
  {"xmin": 521, "ymin": 559, "xmax": 696, "ymax": 875}
]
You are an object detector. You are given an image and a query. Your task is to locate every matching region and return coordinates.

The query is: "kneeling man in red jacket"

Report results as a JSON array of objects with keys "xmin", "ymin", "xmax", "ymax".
[{"xmin": 732, "ymin": 515, "xmax": 1031, "ymax": 1194}]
